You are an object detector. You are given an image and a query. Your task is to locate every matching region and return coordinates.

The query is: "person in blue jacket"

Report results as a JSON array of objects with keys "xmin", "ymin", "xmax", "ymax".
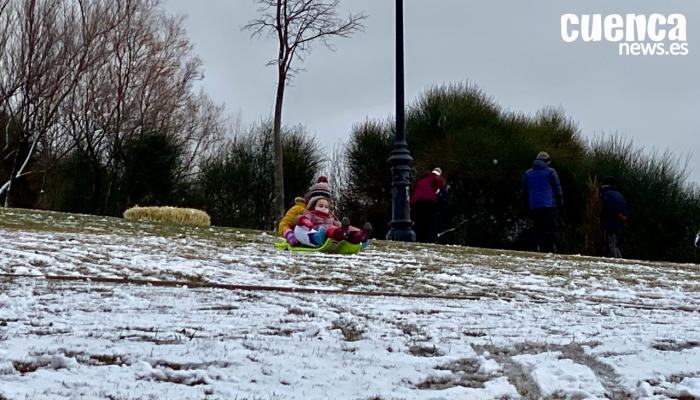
[
  {"xmin": 600, "ymin": 176, "xmax": 628, "ymax": 258},
  {"xmin": 522, "ymin": 151, "xmax": 564, "ymax": 253}
]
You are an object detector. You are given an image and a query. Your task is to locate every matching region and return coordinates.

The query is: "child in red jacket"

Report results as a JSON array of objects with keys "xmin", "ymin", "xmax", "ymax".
[{"xmin": 294, "ymin": 195, "xmax": 370, "ymax": 246}]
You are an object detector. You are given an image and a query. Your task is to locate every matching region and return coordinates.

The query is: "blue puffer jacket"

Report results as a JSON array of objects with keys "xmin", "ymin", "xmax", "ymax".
[
  {"xmin": 601, "ymin": 185, "xmax": 628, "ymax": 233},
  {"xmin": 522, "ymin": 160, "xmax": 564, "ymax": 209}
]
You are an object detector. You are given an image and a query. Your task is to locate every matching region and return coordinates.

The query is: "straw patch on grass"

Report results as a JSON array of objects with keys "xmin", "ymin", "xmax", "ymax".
[{"xmin": 123, "ymin": 206, "xmax": 210, "ymax": 227}]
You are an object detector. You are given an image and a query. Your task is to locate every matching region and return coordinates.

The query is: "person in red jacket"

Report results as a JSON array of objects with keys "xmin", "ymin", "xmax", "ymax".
[{"xmin": 410, "ymin": 167, "xmax": 447, "ymax": 243}]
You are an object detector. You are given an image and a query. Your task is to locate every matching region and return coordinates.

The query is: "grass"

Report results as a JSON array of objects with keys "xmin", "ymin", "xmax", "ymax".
[
  {"xmin": 0, "ymin": 207, "xmax": 696, "ymax": 399},
  {"xmin": 1, "ymin": 207, "xmax": 697, "ymax": 302},
  {"xmin": 0, "ymin": 207, "xmax": 260, "ymax": 247},
  {"xmin": 331, "ymin": 318, "xmax": 365, "ymax": 342},
  {"xmin": 0, "ymin": 207, "xmax": 687, "ymax": 267},
  {"xmin": 12, "ymin": 359, "xmax": 46, "ymax": 374}
]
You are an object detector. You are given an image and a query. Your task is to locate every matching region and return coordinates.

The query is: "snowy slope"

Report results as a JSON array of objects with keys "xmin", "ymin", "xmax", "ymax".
[{"xmin": 0, "ymin": 209, "xmax": 698, "ymax": 399}]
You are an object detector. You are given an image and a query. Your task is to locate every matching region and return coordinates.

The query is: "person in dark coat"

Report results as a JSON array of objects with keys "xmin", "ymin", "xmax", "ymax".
[
  {"xmin": 522, "ymin": 152, "xmax": 564, "ymax": 253},
  {"xmin": 600, "ymin": 176, "xmax": 628, "ymax": 258},
  {"xmin": 410, "ymin": 167, "xmax": 447, "ymax": 243}
]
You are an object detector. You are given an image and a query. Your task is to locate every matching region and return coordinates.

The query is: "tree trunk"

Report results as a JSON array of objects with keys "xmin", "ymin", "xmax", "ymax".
[
  {"xmin": 91, "ymin": 163, "xmax": 103, "ymax": 214},
  {"xmin": 272, "ymin": 68, "xmax": 286, "ymax": 225},
  {"xmin": 3, "ymin": 136, "xmax": 29, "ymax": 208},
  {"xmin": 3, "ymin": 154, "xmax": 18, "ymax": 208}
]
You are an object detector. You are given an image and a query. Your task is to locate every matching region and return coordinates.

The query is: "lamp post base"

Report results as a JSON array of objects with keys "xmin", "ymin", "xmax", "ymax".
[
  {"xmin": 386, "ymin": 146, "xmax": 415, "ymax": 242},
  {"xmin": 386, "ymin": 225, "xmax": 415, "ymax": 241}
]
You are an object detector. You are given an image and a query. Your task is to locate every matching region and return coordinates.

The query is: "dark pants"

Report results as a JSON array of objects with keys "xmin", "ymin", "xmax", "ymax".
[
  {"xmin": 531, "ymin": 207, "xmax": 559, "ymax": 253},
  {"xmin": 412, "ymin": 200, "xmax": 438, "ymax": 243},
  {"xmin": 603, "ymin": 230, "xmax": 622, "ymax": 258}
]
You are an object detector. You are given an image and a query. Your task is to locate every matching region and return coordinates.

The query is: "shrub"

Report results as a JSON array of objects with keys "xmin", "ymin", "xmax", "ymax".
[
  {"xmin": 335, "ymin": 119, "xmax": 394, "ymax": 239},
  {"xmin": 52, "ymin": 151, "xmax": 100, "ymax": 214},
  {"xmin": 50, "ymin": 130, "xmax": 187, "ymax": 216},
  {"xmin": 117, "ymin": 130, "xmax": 185, "ymax": 212},
  {"xmin": 123, "ymin": 206, "xmax": 210, "ymax": 227},
  {"xmin": 196, "ymin": 121, "xmax": 323, "ymax": 229},
  {"xmin": 404, "ymin": 82, "xmax": 587, "ymax": 250},
  {"xmin": 343, "ymin": 81, "xmax": 700, "ymax": 262},
  {"xmin": 585, "ymin": 136, "xmax": 700, "ymax": 261}
]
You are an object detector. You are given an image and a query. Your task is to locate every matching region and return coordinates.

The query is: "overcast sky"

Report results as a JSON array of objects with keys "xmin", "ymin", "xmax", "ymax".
[{"xmin": 165, "ymin": 0, "xmax": 700, "ymax": 185}]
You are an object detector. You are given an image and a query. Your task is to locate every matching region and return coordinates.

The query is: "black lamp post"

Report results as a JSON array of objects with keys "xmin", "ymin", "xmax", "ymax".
[{"xmin": 386, "ymin": 0, "xmax": 415, "ymax": 242}]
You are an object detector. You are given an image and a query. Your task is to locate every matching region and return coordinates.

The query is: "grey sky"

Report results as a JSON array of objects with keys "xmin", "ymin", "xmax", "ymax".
[{"xmin": 165, "ymin": 0, "xmax": 700, "ymax": 185}]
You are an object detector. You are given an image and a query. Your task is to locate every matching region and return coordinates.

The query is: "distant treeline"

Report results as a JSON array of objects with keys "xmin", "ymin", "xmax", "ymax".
[
  {"xmin": 1, "ymin": 1, "xmax": 697, "ymax": 263},
  {"xmin": 335, "ymin": 83, "xmax": 700, "ymax": 263},
  {"xmin": 4, "ymin": 82, "xmax": 699, "ymax": 263}
]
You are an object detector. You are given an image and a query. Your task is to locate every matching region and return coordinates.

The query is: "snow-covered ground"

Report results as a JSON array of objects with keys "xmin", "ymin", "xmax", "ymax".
[{"xmin": 0, "ymin": 209, "xmax": 699, "ymax": 399}]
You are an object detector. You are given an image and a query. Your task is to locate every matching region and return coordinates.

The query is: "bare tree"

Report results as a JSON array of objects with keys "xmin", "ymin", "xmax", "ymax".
[
  {"xmin": 0, "ymin": 0, "xmax": 225, "ymax": 212},
  {"xmin": 0, "ymin": 0, "xmax": 117, "ymax": 206},
  {"xmin": 244, "ymin": 0, "xmax": 366, "ymax": 223},
  {"xmin": 61, "ymin": 0, "xmax": 221, "ymax": 212}
]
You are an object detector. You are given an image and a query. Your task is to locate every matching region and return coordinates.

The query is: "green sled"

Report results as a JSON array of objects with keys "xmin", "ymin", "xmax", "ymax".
[{"xmin": 275, "ymin": 238, "xmax": 366, "ymax": 254}]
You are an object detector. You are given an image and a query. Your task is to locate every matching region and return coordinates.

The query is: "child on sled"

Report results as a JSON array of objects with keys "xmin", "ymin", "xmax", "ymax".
[{"xmin": 294, "ymin": 195, "xmax": 371, "ymax": 247}]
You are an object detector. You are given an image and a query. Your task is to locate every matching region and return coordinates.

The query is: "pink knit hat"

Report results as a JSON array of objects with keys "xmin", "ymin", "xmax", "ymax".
[{"xmin": 305, "ymin": 176, "xmax": 331, "ymax": 200}]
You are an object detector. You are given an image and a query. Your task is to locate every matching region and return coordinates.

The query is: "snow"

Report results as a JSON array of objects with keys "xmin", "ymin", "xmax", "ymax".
[
  {"xmin": 0, "ymin": 213, "xmax": 699, "ymax": 399},
  {"xmin": 512, "ymin": 352, "xmax": 606, "ymax": 398}
]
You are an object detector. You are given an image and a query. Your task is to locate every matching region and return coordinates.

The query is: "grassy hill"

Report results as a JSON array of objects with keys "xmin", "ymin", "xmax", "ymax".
[{"xmin": 0, "ymin": 208, "xmax": 698, "ymax": 399}]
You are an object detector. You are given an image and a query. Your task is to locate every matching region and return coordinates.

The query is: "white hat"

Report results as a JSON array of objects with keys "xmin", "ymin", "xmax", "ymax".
[
  {"xmin": 536, "ymin": 151, "xmax": 551, "ymax": 161},
  {"xmin": 432, "ymin": 167, "xmax": 442, "ymax": 176}
]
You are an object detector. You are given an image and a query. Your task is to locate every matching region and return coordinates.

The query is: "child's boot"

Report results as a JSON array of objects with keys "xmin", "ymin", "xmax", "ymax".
[{"xmin": 309, "ymin": 226, "xmax": 327, "ymax": 246}]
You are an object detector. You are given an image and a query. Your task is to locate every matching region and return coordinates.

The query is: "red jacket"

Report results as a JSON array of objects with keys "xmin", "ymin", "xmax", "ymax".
[{"xmin": 411, "ymin": 172, "xmax": 446, "ymax": 204}]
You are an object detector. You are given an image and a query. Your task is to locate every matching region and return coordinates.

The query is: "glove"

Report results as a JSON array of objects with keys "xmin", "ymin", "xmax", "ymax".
[
  {"xmin": 297, "ymin": 216, "xmax": 313, "ymax": 229},
  {"xmin": 284, "ymin": 229, "xmax": 300, "ymax": 247}
]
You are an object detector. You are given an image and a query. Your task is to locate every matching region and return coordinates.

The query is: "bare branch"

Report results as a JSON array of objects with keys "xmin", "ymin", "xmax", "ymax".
[{"xmin": 244, "ymin": 0, "xmax": 366, "ymax": 83}]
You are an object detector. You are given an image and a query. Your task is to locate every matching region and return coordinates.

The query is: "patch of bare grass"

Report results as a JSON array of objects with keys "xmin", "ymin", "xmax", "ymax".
[
  {"xmin": 12, "ymin": 358, "xmax": 50, "ymax": 374},
  {"xmin": 652, "ymin": 340, "xmax": 700, "ymax": 352},
  {"xmin": 331, "ymin": 318, "xmax": 365, "ymax": 342},
  {"xmin": 89, "ymin": 354, "xmax": 127, "ymax": 366},
  {"xmin": 415, "ymin": 373, "xmax": 455, "ymax": 389},
  {"xmin": 118, "ymin": 332, "xmax": 186, "ymax": 345},
  {"xmin": 408, "ymin": 343, "xmax": 444, "ymax": 357}
]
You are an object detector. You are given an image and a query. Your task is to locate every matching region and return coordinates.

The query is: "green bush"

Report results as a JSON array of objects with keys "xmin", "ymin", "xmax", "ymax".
[
  {"xmin": 335, "ymin": 119, "xmax": 394, "ymax": 239},
  {"xmin": 119, "ymin": 131, "xmax": 184, "ymax": 210},
  {"xmin": 53, "ymin": 152, "xmax": 98, "ymax": 213},
  {"xmin": 343, "ymin": 81, "xmax": 700, "ymax": 262},
  {"xmin": 50, "ymin": 130, "xmax": 187, "ymax": 216},
  {"xmin": 197, "ymin": 121, "xmax": 322, "ymax": 229},
  {"xmin": 402, "ymin": 82, "xmax": 587, "ymax": 250},
  {"xmin": 585, "ymin": 136, "xmax": 700, "ymax": 261}
]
